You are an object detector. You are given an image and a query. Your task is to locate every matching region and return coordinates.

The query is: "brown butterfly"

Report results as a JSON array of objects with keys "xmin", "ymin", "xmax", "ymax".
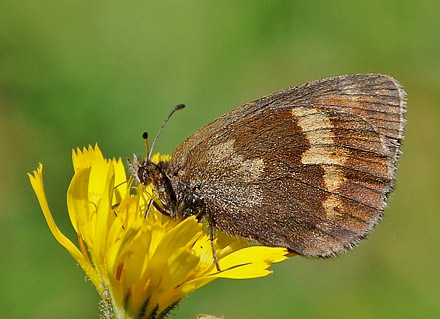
[{"xmin": 129, "ymin": 73, "xmax": 406, "ymax": 264}]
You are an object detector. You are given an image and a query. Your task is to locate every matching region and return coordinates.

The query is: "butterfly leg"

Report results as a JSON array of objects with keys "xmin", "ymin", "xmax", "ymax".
[
  {"xmin": 152, "ymin": 200, "xmax": 172, "ymax": 217},
  {"xmin": 209, "ymin": 224, "xmax": 221, "ymax": 271},
  {"xmin": 144, "ymin": 199, "xmax": 154, "ymax": 219},
  {"xmin": 193, "ymin": 210, "xmax": 221, "ymax": 271}
]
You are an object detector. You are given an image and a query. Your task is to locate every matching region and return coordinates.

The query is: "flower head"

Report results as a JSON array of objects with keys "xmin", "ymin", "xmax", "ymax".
[{"xmin": 28, "ymin": 144, "xmax": 289, "ymax": 318}]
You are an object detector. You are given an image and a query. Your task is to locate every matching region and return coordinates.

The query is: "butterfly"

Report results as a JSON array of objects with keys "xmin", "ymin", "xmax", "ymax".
[{"xmin": 129, "ymin": 73, "xmax": 406, "ymax": 263}]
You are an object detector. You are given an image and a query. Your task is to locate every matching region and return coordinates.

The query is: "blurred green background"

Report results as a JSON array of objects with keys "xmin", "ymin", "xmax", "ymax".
[{"xmin": 1, "ymin": 1, "xmax": 439, "ymax": 318}]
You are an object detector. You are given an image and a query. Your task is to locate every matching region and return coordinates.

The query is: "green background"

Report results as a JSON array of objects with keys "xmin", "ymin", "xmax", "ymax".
[{"xmin": 1, "ymin": 1, "xmax": 439, "ymax": 318}]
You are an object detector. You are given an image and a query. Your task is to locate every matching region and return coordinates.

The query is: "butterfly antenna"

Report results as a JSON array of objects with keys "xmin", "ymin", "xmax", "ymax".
[
  {"xmin": 148, "ymin": 104, "xmax": 185, "ymax": 159},
  {"xmin": 142, "ymin": 132, "xmax": 150, "ymax": 159}
]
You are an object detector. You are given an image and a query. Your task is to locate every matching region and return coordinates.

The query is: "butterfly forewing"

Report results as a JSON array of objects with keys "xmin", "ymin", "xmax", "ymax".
[{"xmin": 166, "ymin": 73, "xmax": 406, "ymax": 257}]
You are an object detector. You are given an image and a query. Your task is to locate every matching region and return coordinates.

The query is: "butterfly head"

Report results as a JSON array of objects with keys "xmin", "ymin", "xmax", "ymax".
[{"xmin": 128, "ymin": 153, "xmax": 152, "ymax": 185}]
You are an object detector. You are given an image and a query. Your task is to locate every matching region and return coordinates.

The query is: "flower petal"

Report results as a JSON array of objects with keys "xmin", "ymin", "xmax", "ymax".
[
  {"xmin": 217, "ymin": 246, "xmax": 288, "ymax": 272},
  {"xmin": 28, "ymin": 164, "xmax": 102, "ymax": 290},
  {"xmin": 67, "ymin": 167, "xmax": 91, "ymax": 233},
  {"xmin": 93, "ymin": 164, "xmax": 116, "ymax": 263}
]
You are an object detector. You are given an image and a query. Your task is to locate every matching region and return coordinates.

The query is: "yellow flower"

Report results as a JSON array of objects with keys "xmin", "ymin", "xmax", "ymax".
[{"xmin": 28, "ymin": 144, "xmax": 289, "ymax": 319}]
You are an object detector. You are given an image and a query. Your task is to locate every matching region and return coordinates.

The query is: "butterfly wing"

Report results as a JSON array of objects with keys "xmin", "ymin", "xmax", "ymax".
[{"xmin": 167, "ymin": 73, "xmax": 406, "ymax": 257}]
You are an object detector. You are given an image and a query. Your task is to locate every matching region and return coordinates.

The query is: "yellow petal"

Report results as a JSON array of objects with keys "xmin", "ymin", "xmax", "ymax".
[
  {"xmin": 217, "ymin": 246, "xmax": 288, "ymax": 271},
  {"xmin": 28, "ymin": 164, "xmax": 102, "ymax": 290},
  {"xmin": 67, "ymin": 167, "xmax": 92, "ymax": 235},
  {"xmin": 72, "ymin": 145, "xmax": 112, "ymax": 205},
  {"xmin": 93, "ymin": 164, "xmax": 116, "ymax": 263},
  {"xmin": 106, "ymin": 227, "xmax": 140, "ymax": 311},
  {"xmin": 72, "ymin": 144, "xmax": 104, "ymax": 173},
  {"xmin": 112, "ymin": 157, "xmax": 128, "ymax": 203},
  {"xmin": 150, "ymin": 153, "xmax": 171, "ymax": 165},
  {"xmin": 145, "ymin": 217, "xmax": 202, "ymax": 289},
  {"xmin": 207, "ymin": 262, "xmax": 273, "ymax": 279}
]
